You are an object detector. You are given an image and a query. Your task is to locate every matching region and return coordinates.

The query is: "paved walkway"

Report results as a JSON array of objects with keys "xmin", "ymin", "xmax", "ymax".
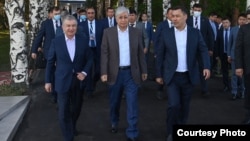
[{"xmin": 11, "ymin": 68, "xmax": 246, "ymax": 141}]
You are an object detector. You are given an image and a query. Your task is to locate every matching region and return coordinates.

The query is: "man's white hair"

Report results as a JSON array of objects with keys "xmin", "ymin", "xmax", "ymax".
[{"xmin": 115, "ymin": 6, "xmax": 129, "ymax": 17}]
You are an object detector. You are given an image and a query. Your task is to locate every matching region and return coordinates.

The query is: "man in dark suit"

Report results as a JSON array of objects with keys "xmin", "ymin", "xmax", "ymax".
[
  {"xmin": 186, "ymin": 3, "xmax": 214, "ymax": 96},
  {"xmin": 235, "ymin": 12, "xmax": 250, "ymax": 124},
  {"xmin": 102, "ymin": 7, "xmax": 117, "ymax": 29},
  {"xmin": 228, "ymin": 13, "xmax": 246, "ymax": 100},
  {"xmin": 100, "ymin": 6, "xmax": 147, "ymax": 141},
  {"xmin": 78, "ymin": 7, "xmax": 104, "ymax": 97},
  {"xmin": 154, "ymin": 7, "xmax": 173, "ymax": 100},
  {"xmin": 45, "ymin": 15, "xmax": 93, "ymax": 141},
  {"xmin": 155, "ymin": 6, "xmax": 210, "ymax": 141},
  {"xmin": 215, "ymin": 17, "xmax": 231, "ymax": 92},
  {"xmin": 31, "ymin": 6, "xmax": 61, "ymax": 103},
  {"xmin": 141, "ymin": 13, "xmax": 153, "ymax": 48}
]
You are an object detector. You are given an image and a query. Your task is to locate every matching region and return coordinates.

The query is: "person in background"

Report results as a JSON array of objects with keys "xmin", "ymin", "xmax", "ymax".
[
  {"xmin": 156, "ymin": 6, "xmax": 210, "ymax": 141},
  {"xmin": 154, "ymin": 7, "xmax": 173, "ymax": 100},
  {"xmin": 102, "ymin": 7, "xmax": 117, "ymax": 29},
  {"xmin": 235, "ymin": 11, "xmax": 250, "ymax": 125},
  {"xmin": 227, "ymin": 13, "xmax": 246, "ymax": 100},
  {"xmin": 78, "ymin": 9, "xmax": 87, "ymax": 23},
  {"xmin": 45, "ymin": 15, "xmax": 93, "ymax": 141},
  {"xmin": 101, "ymin": 6, "xmax": 147, "ymax": 141}
]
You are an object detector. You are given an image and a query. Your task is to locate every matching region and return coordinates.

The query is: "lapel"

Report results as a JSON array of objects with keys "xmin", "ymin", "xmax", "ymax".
[
  {"xmin": 129, "ymin": 27, "xmax": 134, "ymax": 56},
  {"xmin": 73, "ymin": 35, "xmax": 79, "ymax": 63},
  {"xmin": 186, "ymin": 26, "xmax": 191, "ymax": 59},
  {"xmin": 169, "ymin": 28, "xmax": 178, "ymax": 57},
  {"xmin": 113, "ymin": 27, "xmax": 119, "ymax": 58},
  {"xmin": 49, "ymin": 19, "xmax": 55, "ymax": 36}
]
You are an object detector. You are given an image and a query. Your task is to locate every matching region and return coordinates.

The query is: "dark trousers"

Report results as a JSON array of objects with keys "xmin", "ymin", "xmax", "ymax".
[
  {"xmin": 109, "ymin": 69, "xmax": 139, "ymax": 138},
  {"xmin": 220, "ymin": 53, "xmax": 230, "ymax": 88},
  {"xmin": 197, "ymin": 58, "xmax": 208, "ymax": 93},
  {"xmin": 166, "ymin": 72, "xmax": 193, "ymax": 136},
  {"xmin": 244, "ymin": 73, "xmax": 250, "ymax": 110},
  {"xmin": 57, "ymin": 76, "xmax": 85, "ymax": 141},
  {"xmin": 86, "ymin": 47, "xmax": 100, "ymax": 94}
]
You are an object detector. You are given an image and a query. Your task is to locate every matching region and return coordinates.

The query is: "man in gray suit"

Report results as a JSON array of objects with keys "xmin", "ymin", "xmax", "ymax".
[
  {"xmin": 227, "ymin": 13, "xmax": 246, "ymax": 100},
  {"xmin": 128, "ymin": 8, "xmax": 149, "ymax": 54},
  {"xmin": 101, "ymin": 6, "xmax": 147, "ymax": 141}
]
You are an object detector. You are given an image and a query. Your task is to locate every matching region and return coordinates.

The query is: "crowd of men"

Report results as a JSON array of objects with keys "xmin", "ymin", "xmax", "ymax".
[{"xmin": 30, "ymin": 4, "xmax": 250, "ymax": 141}]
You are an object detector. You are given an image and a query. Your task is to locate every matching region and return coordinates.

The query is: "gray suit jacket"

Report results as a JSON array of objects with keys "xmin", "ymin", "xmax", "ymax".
[
  {"xmin": 134, "ymin": 22, "xmax": 149, "ymax": 48},
  {"xmin": 228, "ymin": 26, "xmax": 239, "ymax": 60},
  {"xmin": 101, "ymin": 26, "xmax": 147, "ymax": 85}
]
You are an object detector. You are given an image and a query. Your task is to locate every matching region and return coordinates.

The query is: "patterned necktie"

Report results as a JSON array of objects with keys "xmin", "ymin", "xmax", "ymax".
[
  {"xmin": 130, "ymin": 23, "xmax": 134, "ymax": 27},
  {"xmin": 55, "ymin": 20, "xmax": 59, "ymax": 33},
  {"xmin": 89, "ymin": 21, "xmax": 96, "ymax": 47},
  {"xmin": 194, "ymin": 17, "xmax": 198, "ymax": 29},
  {"xmin": 224, "ymin": 29, "xmax": 228, "ymax": 53}
]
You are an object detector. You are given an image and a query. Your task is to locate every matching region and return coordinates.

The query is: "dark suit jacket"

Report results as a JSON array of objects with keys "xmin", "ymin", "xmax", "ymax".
[
  {"xmin": 154, "ymin": 20, "xmax": 172, "ymax": 54},
  {"xmin": 45, "ymin": 34, "xmax": 93, "ymax": 93},
  {"xmin": 100, "ymin": 26, "xmax": 147, "ymax": 85},
  {"xmin": 101, "ymin": 17, "xmax": 117, "ymax": 29},
  {"xmin": 235, "ymin": 23, "xmax": 250, "ymax": 74},
  {"xmin": 78, "ymin": 19, "xmax": 104, "ymax": 56},
  {"xmin": 156, "ymin": 26, "xmax": 210, "ymax": 85},
  {"xmin": 135, "ymin": 22, "xmax": 149, "ymax": 49},
  {"xmin": 187, "ymin": 16, "xmax": 214, "ymax": 51},
  {"xmin": 215, "ymin": 27, "xmax": 232, "ymax": 57},
  {"xmin": 144, "ymin": 21, "xmax": 153, "ymax": 43}
]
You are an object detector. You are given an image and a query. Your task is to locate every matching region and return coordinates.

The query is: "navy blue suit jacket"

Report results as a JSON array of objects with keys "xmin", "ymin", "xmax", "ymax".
[
  {"xmin": 156, "ymin": 26, "xmax": 210, "ymax": 85},
  {"xmin": 145, "ymin": 21, "xmax": 153, "ymax": 43},
  {"xmin": 215, "ymin": 27, "xmax": 232, "ymax": 57},
  {"xmin": 187, "ymin": 16, "xmax": 214, "ymax": 51},
  {"xmin": 31, "ymin": 19, "xmax": 61, "ymax": 59},
  {"xmin": 45, "ymin": 34, "xmax": 93, "ymax": 93},
  {"xmin": 101, "ymin": 17, "xmax": 117, "ymax": 29},
  {"xmin": 78, "ymin": 19, "xmax": 104, "ymax": 56},
  {"xmin": 154, "ymin": 20, "xmax": 171, "ymax": 54}
]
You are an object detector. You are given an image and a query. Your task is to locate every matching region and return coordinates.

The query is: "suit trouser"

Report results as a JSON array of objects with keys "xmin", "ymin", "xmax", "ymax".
[
  {"xmin": 244, "ymin": 73, "xmax": 250, "ymax": 111},
  {"xmin": 220, "ymin": 53, "xmax": 230, "ymax": 88},
  {"xmin": 109, "ymin": 69, "xmax": 139, "ymax": 138},
  {"xmin": 166, "ymin": 72, "xmax": 193, "ymax": 136},
  {"xmin": 197, "ymin": 58, "xmax": 208, "ymax": 93},
  {"xmin": 57, "ymin": 76, "xmax": 85, "ymax": 141},
  {"xmin": 231, "ymin": 60, "xmax": 245, "ymax": 94}
]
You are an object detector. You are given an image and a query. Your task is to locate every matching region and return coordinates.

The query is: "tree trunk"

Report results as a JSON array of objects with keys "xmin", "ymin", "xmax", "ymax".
[
  {"xmin": 119, "ymin": 0, "xmax": 124, "ymax": 6},
  {"xmin": 163, "ymin": 0, "xmax": 171, "ymax": 20},
  {"xmin": 247, "ymin": 0, "xmax": 250, "ymax": 10},
  {"xmin": 5, "ymin": 0, "xmax": 28, "ymax": 84},
  {"xmin": 190, "ymin": 0, "xmax": 200, "ymax": 15},
  {"xmin": 134, "ymin": 0, "xmax": 138, "ymax": 11},
  {"xmin": 147, "ymin": 0, "xmax": 152, "ymax": 22}
]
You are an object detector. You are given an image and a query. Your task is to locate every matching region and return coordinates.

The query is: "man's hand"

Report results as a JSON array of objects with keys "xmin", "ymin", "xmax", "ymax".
[
  {"xmin": 227, "ymin": 57, "xmax": 232, "ymax": 63},
  {"xmin": 236, "ymin": 68, "xmax": 243, "ymax": 77},
  {"xmin": 143, "ymin": 48, "xmax": 148, "ymax": 54},
  {"xmin": 101, "ymin": 75, "xmax": 108, "ymax": 82},
  {"xmin": 77, "ymin": 72, "xmax": 86, "ymax": 81},
  {"xmin": 156, "ymin": 77, "xmax": 164, "ymax": 85},
  {"xmin": 208, "ymin": 51, "xmax": 213, "ymax": 56},
  {"xmin": 142, "ymin": 73, "xmax": 147, "ymax": 81},
  {"xmin": 203, "ymin": 69, "xmax": 211, "ymax": 80},
  {"xmin": 45, "ymin": 83, "xmax": 52, "ymax": 93},
  {"xmin": 31, "ymin": 53, "xmax": 37, "ymax": 59}
]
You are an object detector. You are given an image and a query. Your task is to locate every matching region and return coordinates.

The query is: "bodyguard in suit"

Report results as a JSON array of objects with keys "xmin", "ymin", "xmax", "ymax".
[
  {"xmin": 100, "ymin": 6, "xmax": 147, "ymax": 141},
  {"xmin": 128, "ymin": 8, "xmax": 149, "ymax": 54},
  {"xmin": 31, "ymin": 6, "xmax": 61, "ymax": 103},
  {"xmin": 141, "ymin": 13, "xmax": 153, "ymax": 48},
  {"xmin": 102, "ymin": 7, "xmax": 117, "ymax": 29},
  {"xmin": 79, "ymin": 7, "xmax": 104, "ymax": 97},
  {"xmin": 155, "ymin": 6, "xmax": 210, "ymax": 141},
  {"xmin": 215, "ymin": 17, "xmax": 231, "ymax": 92},
  {"xmin": 235, "ymin": 12, "xmax": 250, "ymax": 124},
  {"xmin": 186, "ymin": 3, "xmax": 214, "ymax": 96},
  {"xmin": 154, "ymin": 7, "xmax": 173, "ymax": 100},
  {"xmin": 227, "ymin": 14, "xmax": 246, "ymax": 99},
  {"xmin": 45, "ymin": 15, "xmax": 93, "ymax": 141}
]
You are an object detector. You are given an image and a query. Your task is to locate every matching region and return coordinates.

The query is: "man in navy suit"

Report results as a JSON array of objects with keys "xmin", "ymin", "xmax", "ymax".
[
  {"xmin": 228, "ymin": 14, "xmax": 246, "ymax": 99},
  {"xmin": 102, "ymin": 7, "xmax": 117, "ymax": 29},
  {"xmin": 78, "ymin": 7, "xmax": 104, "ymax": 97},
  {"xmin": 31, "ymin": 6, "xmax": 61, "ymax": 103},
  {"xmin": 155, "ymin": 6, "xmax": 210, "ymax": 141},
  {"xmin": 45, "ymin": 15, "xmax": 93, "ymax": 141},
  {"xmin": 186, "ymin": 3, "xmax": 214, "ymax": 96}
]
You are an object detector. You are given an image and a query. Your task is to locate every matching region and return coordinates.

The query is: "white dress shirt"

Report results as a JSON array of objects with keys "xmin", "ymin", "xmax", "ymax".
[
  {"xmin": 65, "ymin": 35, "xmax": 75, "ymax": 62},
  {"xmin": 175, "ymin": 25, "xmax": 188, "ymax": 72},
  {"xmin": 117, "ymin": 26, "xmax": 130, "ymax": 67},
  {"xmin": 193, "ymin": 16, "xmax": 201, "ymax": 30}
]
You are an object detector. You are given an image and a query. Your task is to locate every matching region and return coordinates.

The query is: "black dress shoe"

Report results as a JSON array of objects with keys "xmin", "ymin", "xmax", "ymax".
[
  {"xmin": 232, "ymin": 93, "xmax": 237, "ymax": 100},
  {"xmin": 111, "ymin": 125, "xmax": 117, "ymax": 133},
  {"xmin": 242, "ymin": 118, "xmax": 250, "ymax": 125},
  {"xmin": 223, "ymin": 86, "xmax": 229, "ymax": 92},
  {"xmin": 127, "ymin": 137, "xmax": 138, "ymax": 141}
]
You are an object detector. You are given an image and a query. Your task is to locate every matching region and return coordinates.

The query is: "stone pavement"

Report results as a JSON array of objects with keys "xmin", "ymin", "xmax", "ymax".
[{"xmin": 12, "ymin": 68, "xmax": 246, "ymax": 141}]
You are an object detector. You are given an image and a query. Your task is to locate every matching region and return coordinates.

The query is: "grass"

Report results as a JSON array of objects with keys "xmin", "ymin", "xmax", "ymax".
[
  {"xmin": 0, "ymin": 30, "xmax": 10, "ymax": 71},
  {"xmin": 0, "ymin": 84, "xmax": 28, "ymax": 96}
]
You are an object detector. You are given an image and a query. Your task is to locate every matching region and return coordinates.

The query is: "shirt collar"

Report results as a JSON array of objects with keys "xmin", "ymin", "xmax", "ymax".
[
  {"xmin": 174, "ymin": 24, "xmax": 187, "ymax": 32},
  {"xmin": 65, "ymin": 35, "xmax": 75, "ymax": 41},
  {"xmin": 88, "ymin": 19, "xmax": 95, "ymax": 24},
  {"xmin": 117, "ymin": 26, "xmax": 129, "ymax": 33}
]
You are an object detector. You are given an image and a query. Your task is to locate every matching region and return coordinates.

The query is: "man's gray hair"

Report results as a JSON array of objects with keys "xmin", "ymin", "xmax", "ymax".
[
  {"xmin": 115, "ymin": 6, "xmax": 129, "ymax": 17},
  {"xmin": 62, "ymin": 15, "xmax": 77, "ymax": 25}
]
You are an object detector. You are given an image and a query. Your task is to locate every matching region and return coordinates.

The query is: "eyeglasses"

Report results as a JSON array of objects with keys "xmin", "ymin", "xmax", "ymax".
[{"xmin": 87, "ymin": 12, "xmax": 95, "ymax": 14}]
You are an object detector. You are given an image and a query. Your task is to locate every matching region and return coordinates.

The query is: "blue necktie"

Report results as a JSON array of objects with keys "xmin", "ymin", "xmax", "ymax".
[
  {"xmin": 89, "ymin": 22, "xmax": 96, "ymax": 47},
  {"xmin": 224, "ymin": 29, "xmax": 228, "ymax": 53}
]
